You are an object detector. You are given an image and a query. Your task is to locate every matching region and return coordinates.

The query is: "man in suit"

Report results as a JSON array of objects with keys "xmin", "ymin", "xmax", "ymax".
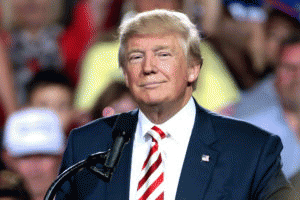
[{"xmin": 56, "ymin": 9, "xmax": 292, "ymax": 199}]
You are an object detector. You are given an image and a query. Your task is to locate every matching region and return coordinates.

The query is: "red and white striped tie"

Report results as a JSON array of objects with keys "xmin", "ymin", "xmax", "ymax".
[{"xmin": 137, "ymin": 126, "xmax": 166, "ymax": 200}]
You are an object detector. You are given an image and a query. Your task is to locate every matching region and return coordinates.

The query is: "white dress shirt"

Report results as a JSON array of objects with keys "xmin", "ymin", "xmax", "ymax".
[{"xmin": 130, "ymin": 97, "xmax": 196, "ymax": 200}]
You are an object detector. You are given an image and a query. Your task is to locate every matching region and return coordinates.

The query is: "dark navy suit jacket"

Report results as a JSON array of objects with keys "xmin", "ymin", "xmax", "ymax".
[{"xmin": 56, "ymin": 101, "xmax": 291, "ymax": 199}]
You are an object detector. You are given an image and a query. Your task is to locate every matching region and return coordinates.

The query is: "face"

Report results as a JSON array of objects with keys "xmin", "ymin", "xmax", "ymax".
[
  {"xmin": 276, "ymin": 44, "xmax": 300, "ymax": 110},
  {"xmin": 12, "ymin": 155, "xmax": 61, "ymax": 199},
  {"xmin": 29, "ymin": 84, "xmax": 74, "ymax": 131},
  {"xmin": 265, "ymin": 18, "xmax": 294, "ymax": 66},
  {"xmin": 123, "ymin": 33, "xmax": 199, "ymax": 111},
  {"xmin": 88, "ymin": 0, "xmax": 113, "ymax": 28},
  {"xmin": 13, "ymin": 0, "xmax": 51, "ymax": 28}
]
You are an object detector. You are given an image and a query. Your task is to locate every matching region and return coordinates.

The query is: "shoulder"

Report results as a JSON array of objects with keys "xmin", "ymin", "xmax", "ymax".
[
  {"xmin": 201, "ymin": 106, "xmax": 282, "ymax": 151},
  {"xmin": 63, "ymin": 115, "xmax": 120, "ymax": 162},
  {"xmin": 212, "ymin": 110, "xmax": 279, "ymax": 140},
  {"xmin": 69, "ymin": 110, "xmax": 138, "ymax": 142},
  {"xmin": 64, "ymin": 110, "xmax": 138, "ymax": 162},
  {"xmin": 70, "ymin": 114, "xmax": 119, "ymax": 138}
]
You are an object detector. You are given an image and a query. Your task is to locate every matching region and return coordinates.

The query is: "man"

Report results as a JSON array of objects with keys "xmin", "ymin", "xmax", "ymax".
[
  {"xmin": 57, "ymin": 9, "xmax": 292, "ymax": 199},
  {"xmin": 231, "ymin": 34, "xmax": 300, "ymax": 180},
  {"xmin": 25, "ymin": 69, "xmax": 78, "ymax": 135},
  {"xmin": 1, "ymin": 108, "xmax": 66, "ymax": 200}
]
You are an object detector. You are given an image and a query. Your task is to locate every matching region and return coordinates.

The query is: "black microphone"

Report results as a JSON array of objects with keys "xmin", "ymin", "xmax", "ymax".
[
  {"xmin": 102, "ymin": 112, "xmax": 136, "ymax": 177},
  {"xmin": 44, "ymin": 112, "xmax": 137, "ymax": 200}
]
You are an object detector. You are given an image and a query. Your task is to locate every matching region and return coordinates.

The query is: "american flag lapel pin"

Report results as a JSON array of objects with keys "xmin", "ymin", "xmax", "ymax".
[{"xmin": 202, "ymin": 154, "xmax": 210, "ymax": 162}]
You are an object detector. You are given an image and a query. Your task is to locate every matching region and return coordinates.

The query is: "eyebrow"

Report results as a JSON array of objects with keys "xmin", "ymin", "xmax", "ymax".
[
  {"xmin": 127, "ymin": 45, "xmax": 171, "ymax": 55},
  {"xmin": 153, "ymin": 45, "xmax": 171, "ymax": 52}
]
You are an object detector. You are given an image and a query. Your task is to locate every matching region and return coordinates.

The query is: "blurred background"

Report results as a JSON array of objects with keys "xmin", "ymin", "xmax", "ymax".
[{"xmin": 0, "ymin": 0, "xmax": 300, "ymax": 199}]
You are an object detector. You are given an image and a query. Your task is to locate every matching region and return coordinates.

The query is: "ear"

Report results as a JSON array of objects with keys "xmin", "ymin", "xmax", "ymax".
[
  {"xmin": 187, "ymin": 62, "xmax": 201, "ymax": 83},
  {"xmin": 122, "ymin": 68, "xmax": 129, "ymax": 87}
]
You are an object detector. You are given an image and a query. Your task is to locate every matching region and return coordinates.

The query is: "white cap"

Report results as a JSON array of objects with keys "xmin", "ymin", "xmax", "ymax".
[{"xmin": 3, "ymin": 108, "xmax": 65, "ymax": 157}]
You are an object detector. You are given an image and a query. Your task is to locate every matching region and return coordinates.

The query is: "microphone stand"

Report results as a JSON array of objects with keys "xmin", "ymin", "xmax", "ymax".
[
  {"xmin": 44, "ymin": 150, "xmax": 111, "ymax": 200},
  {"xmin": 44, "ymin": 112, "xmax": 134, "ymax": 200}
]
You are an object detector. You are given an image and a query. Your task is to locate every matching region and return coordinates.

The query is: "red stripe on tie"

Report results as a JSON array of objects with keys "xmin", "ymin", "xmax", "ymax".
[
  {"xmin": 137, "ymin": 126, "xmax": 166, "ymax": 200},
  {"xmin": 156, "ymin": 192, "xmax": 164, "ymax": 200},
  {"xmin": 142, "ymin": 139, "xmax": 158, "ymax": 169},
  {"xmin": 139, "ymin": 173, "xmax": 164, "ymax": 200},
  {"xmin": 138, "ymin": 154, "xmax": 162, "ymax": 190},
  {"xmin": 152, "ymin": 126, "xmax": 166, "ymax": 139}
]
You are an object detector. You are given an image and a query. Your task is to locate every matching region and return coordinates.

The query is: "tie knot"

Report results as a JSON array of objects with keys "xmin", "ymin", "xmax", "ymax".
[{"xmin": 148, "ymin": 126, "xmax": 166, "ymax": 142}]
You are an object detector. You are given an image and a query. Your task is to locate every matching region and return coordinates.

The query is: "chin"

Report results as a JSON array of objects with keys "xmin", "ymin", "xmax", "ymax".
[{"xmin": 138, "ymin": 97, "xmax": 164, "ymax": 107}]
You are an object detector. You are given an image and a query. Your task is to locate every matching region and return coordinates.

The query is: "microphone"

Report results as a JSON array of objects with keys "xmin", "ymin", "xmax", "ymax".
[
  {"xmin": 102, "ymin": 112, "xmax": 136, "ymax": 178},
  {"xmin": 44, "ymin": 112, "xmax": 136, "ymax": 200}
]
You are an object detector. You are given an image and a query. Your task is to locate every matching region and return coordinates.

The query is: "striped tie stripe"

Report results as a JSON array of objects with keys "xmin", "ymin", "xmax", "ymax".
[{"xmin": 137, "ymin": 126, "xmax": 166, "ymax": 200}]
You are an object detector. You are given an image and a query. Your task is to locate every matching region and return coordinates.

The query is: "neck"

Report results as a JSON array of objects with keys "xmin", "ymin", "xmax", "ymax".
[{"xmin": 139, "ymin": 94, "xmax": 192, "ymax": 124}]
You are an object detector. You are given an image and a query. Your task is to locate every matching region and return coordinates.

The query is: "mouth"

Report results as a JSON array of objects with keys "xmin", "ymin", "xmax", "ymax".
[{"xmin": 140, "ymin": 81, "xmax": 165, "ymax": 89}]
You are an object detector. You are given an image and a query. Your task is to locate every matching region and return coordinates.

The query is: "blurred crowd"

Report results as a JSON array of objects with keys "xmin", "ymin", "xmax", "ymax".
[{"xmin": 0, "ymin": 0, "xmax": 299, "ymax": 199}]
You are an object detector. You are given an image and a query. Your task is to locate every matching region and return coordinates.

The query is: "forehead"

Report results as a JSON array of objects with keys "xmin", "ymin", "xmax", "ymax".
[
  {"xmin": 126, "ymin": 33, "xmax": 183, "ymax": 51},
  {"xmin": 33, "ymin": 84, "xmax": 71, "ymax": 94}
]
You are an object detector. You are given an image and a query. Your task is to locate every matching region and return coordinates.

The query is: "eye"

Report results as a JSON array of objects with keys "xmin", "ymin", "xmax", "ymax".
[
  {"xmin": 128, "ymin": 53, "xmax": 143, "ymax": 63},
  {"xmin": 157, "ymin": 51, "xmax": 171, "ymax": 60}
]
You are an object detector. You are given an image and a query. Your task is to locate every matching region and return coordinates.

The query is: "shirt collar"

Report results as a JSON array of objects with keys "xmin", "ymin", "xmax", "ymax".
[{"xmin": 138, "ymin": 97, "xmax": 196, "ymax": 143}]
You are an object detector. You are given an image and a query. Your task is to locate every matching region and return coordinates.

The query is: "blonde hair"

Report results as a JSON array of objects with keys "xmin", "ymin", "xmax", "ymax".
[{"xmin": 118, "ymin": 9, "xmax": 202, "ymax": 68}]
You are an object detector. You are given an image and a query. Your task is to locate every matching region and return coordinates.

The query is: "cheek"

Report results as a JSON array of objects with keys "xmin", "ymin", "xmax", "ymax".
[
  {"xmin": 160, "ymin": 63, "xmax": 172, "ymax": 73},
  {"xmin": 41, "ymin": 159, "xmax": 58, "ymax": 172},
  {"xmin": 126, "ymin": 69, "xmax": 140, "ymax": 85},
  {"xmin": 15, "ymin": 161, "xmax": 32, "ymax": 178},
  {"xmin": 278, "ymin": 69, "xmax": 293, "ymax": 86},
  {"xmin": 59, "ymin": 111, "xmax": 74, "ymax": 130}
]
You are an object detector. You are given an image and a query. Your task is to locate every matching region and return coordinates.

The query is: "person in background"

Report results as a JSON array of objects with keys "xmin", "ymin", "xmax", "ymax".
[
  {"xmin": 57, "ymin": 9, "xmax": 292, "ymax": 199},
  {"xmin": 198, "ymin": 0, "xmax": 268, "ymax": 90},
  {"xmin": 91, "ymin": 80, "xmax": 137, "ymax": 119},
  {"xmin": 229, "ymin": 34, "xmax": 300, "ymax": 180},
  {"xmin": 25, "ymin": 69, "xmax": 80, "ymax": 136},
  {"xmin": 263, "ymin": 9, "xmax": 300, "ymax": 73},
  {"xmin": 58, "ymin": 0, "xmax": 124, "ymax": 86},
  {"xmin": 1, "ymin": 108, "xmax": 65, "ymax": 200},
  {"xmin": 9, "ymin": 0, "xmax": 64, "ymax": 105},
  {"xmin": 0, "ymin": 37, "xmax": 18, "ymax": 128},
  {"xmin": 220, "ymin": 8, "xmax": 300, "ymax": 116},
  {"xmin": 0, "ymin": 1, "xmax": 19, "ymax": 128}
]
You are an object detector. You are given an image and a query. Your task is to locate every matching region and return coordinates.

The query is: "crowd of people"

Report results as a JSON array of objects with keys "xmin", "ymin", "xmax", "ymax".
[{"xmin": 0, "ymin": 0, "xmax": 299, "ymax": 199}]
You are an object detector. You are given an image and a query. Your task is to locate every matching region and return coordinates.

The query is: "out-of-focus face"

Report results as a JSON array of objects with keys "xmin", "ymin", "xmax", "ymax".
[
  {"xmin": 123, "ymin": 33, "xmax": 199, "ymax": 111},
  {"xmin": 134, "ymin": 0, "xmax": 180, "ymax": 12},
  {"xmin": 88, "ymin": 0, "xmax": 113, "ymax": 28},
  {"xmin": 276, "ymin": 43, "xmax": 300, "ymax": 111},
  {"xmin": 29, "ymin": 84, "xmax": 74, "ymax": 131},
  {"xmin": 12, "ymin": 154, "xmax": 61, "ymax": 199},
  {"xmin": 13, "ymin": 0, "xmax": 51, "ymax": 28},
  {"xmin": 265, "ymin": 18, "xmax": 294, "ymax": 66}
]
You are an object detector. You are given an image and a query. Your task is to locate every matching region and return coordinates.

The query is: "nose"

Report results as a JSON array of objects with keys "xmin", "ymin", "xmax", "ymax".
[{"xmin": 143, "ymin": 53, "xmax": 158, "ymax": 74}]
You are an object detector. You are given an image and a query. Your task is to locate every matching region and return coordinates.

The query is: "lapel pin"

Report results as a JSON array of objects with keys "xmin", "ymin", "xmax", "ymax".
[{"xmin": 202, "ymin": 154, "xmax": 210, "ymax": 162}]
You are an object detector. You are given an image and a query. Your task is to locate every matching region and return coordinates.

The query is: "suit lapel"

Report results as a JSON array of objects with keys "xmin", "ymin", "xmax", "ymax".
[
  {"xmin": 106, "ymin": 110, "xmax": 139, "ymax": 200},
  {"xmin": 105, "ymin": 103, "xmax": 219, "ymax": 199},
  {"xmin": 176, "ymin": 103, "xmax": 219, "ymax": 200}
]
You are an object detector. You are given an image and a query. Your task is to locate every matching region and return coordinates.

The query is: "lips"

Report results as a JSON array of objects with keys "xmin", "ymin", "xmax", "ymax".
[{"xmin": 140, "ymin": 81, "xmax": 165, "ymax": 88}]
